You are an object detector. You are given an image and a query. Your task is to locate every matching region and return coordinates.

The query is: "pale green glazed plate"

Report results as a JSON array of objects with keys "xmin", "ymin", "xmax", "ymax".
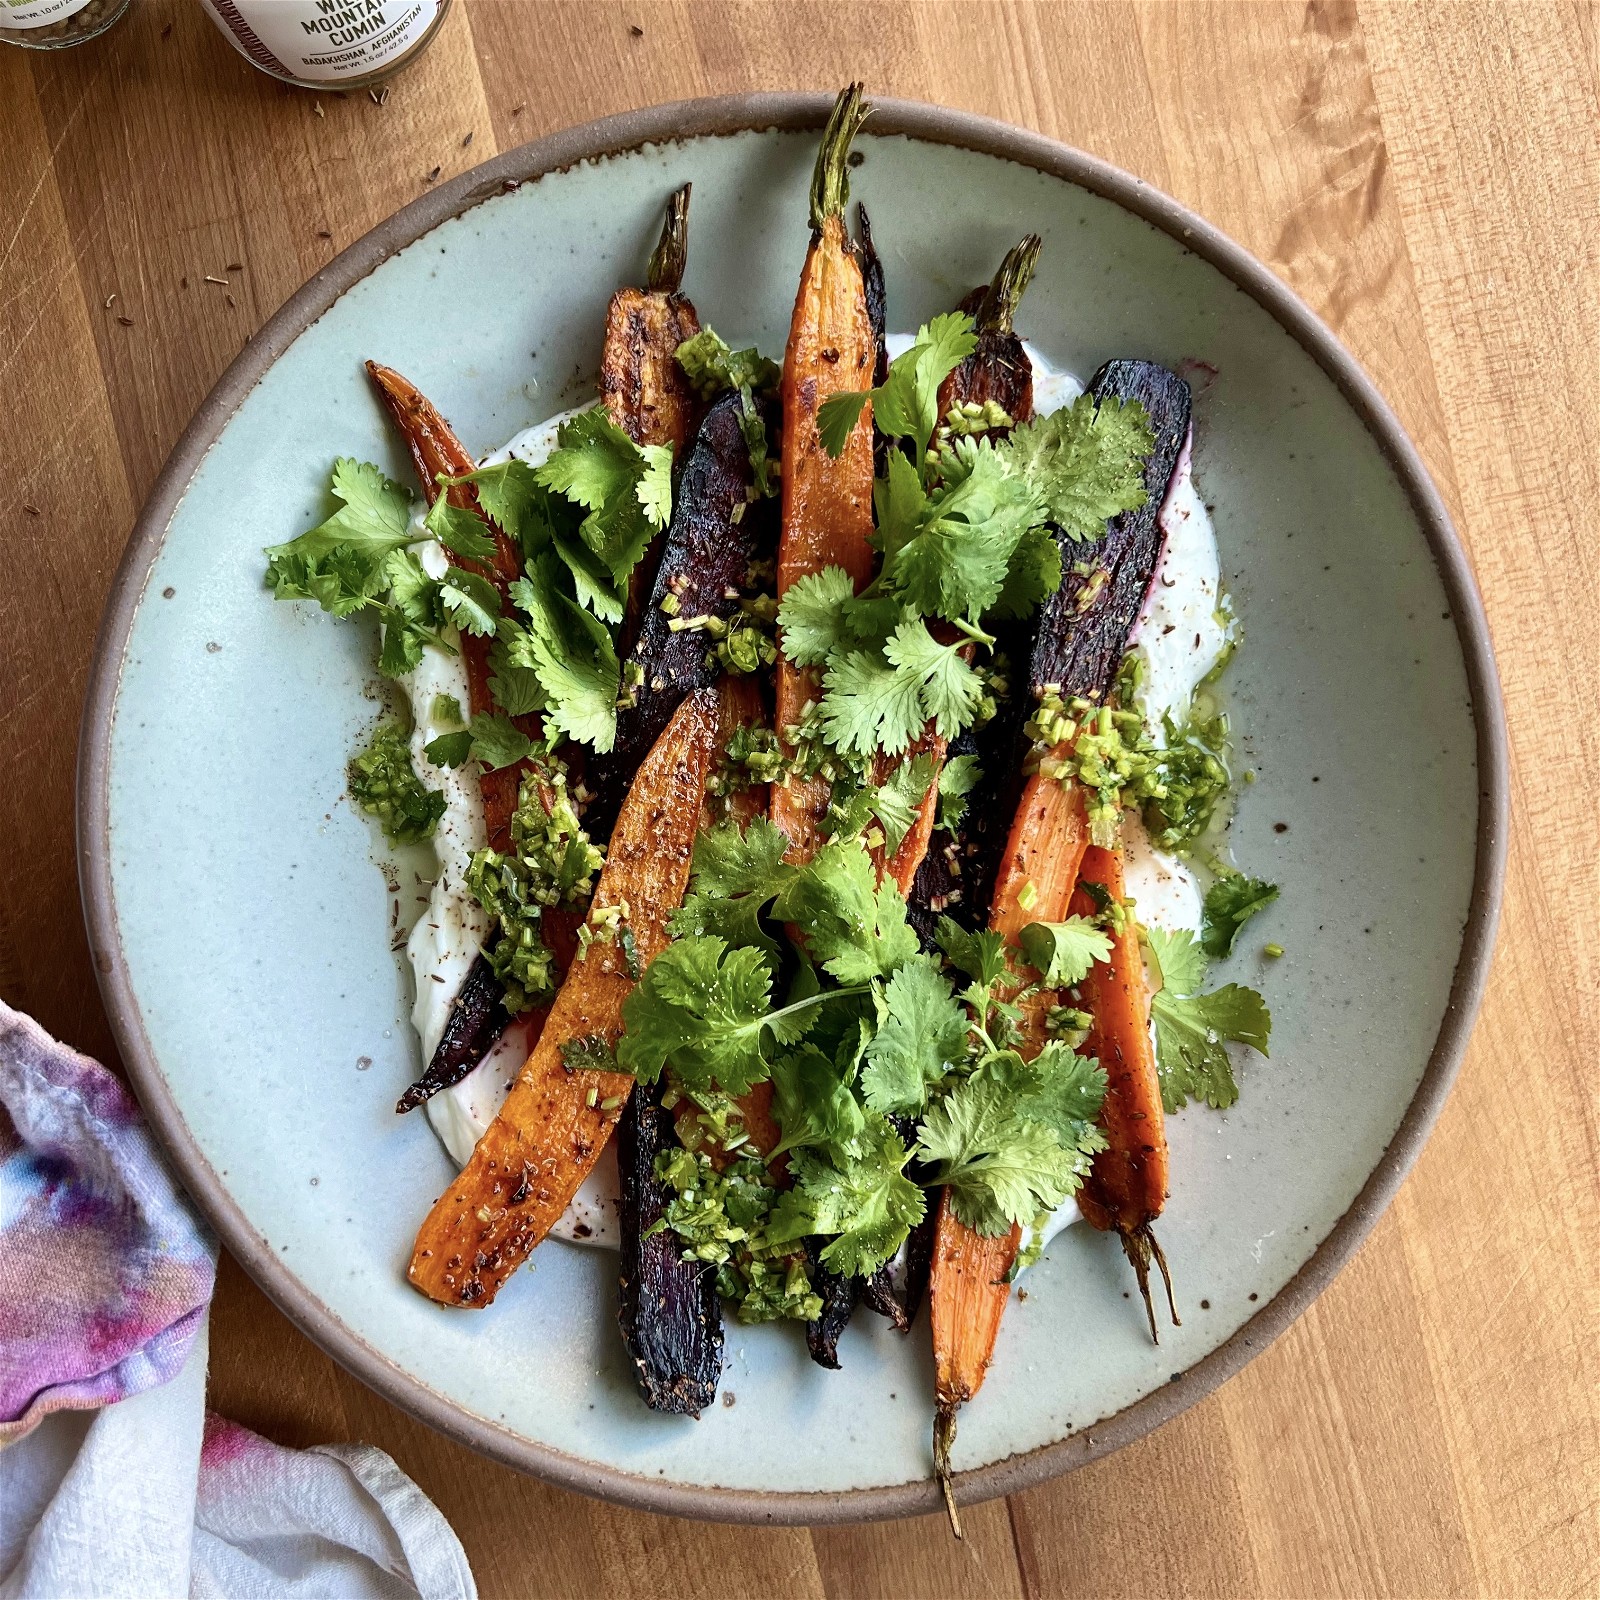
[{"xmin": 79, "ymin": 95, "xmax": 1506, "ymax": 1522}]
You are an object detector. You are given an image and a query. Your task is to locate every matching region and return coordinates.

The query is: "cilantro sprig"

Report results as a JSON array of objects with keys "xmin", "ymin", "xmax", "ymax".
[
  {"xmin": 266, "ymin": 404, "xmax": 674, "ymax": 762},
  {"xmin": 1144, "ymin": 925, "xmax": 1271, "ymax": 1110}
]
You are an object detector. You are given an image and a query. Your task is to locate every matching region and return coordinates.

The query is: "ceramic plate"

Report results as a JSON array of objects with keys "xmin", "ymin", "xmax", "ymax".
[{"xmin": 79, "ymin": 94, "xmax": 1506, "ymax": 1522}]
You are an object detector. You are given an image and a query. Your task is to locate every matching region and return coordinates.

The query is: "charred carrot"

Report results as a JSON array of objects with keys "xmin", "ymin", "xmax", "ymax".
[
  {"xmin": 407, "ymin": 689, "xmax": 719, "ymax": 1308},
  {"xmin": 935, "ymin": 233, "xmax": 1041, "ymax": 426},
  {"xmin": 1071, "ymin": 844, "xmax": 1175, "ymax": 1339},
  {"xmin": 601, "ymin": 183, "xmax": 704, "ymax": 636},
  {"xmin": 583, "ymin": 387, "xmax": 767, "ymax": 840},
  {"xmin": 904, "ymin": 241, "xmax": 1046, "ymax": 937},
  {"xmin": 772, "ymin": 84, "xmax": 877, "ymax": 864},
  {"xmin": 365, "ymin": 361, "xmax": 532, "ymax": 853},
  {"xmin": 600, "ymin": 182, "xmax": 703, "ymax": 454}
]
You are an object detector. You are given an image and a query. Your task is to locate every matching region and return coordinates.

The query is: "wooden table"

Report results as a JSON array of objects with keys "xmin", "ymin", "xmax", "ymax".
[{"xmin": 5, "ymin": 3, "xmax": 1596, "ymax": 1594}]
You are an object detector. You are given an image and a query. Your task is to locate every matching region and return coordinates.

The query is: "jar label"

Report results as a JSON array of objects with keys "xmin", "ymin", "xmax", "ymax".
[
  {"xmin": 198, "ymin": 0, "xmax": 443, "ymax": 82},
  {"xmin": 1, "ymin": 0, "xmax": 94, "ymax": 30}
]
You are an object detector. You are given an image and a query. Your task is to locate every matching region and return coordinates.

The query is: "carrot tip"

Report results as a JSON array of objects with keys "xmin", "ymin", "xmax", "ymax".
[
  {"xmin": 1120, "ymin": 1222, "xmax": 1179, "ymax": 1343},
  {"xmin": 933, "ymin": 1404, "xmax": 964, "ymax": 1540}
]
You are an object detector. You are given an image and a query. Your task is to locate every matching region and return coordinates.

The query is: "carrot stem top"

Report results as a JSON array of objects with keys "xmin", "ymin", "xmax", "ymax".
[
  {"xmin": 809, "ymin": 83, "xmax": 871, "ymax": 232},
  {"xmin": 975, "ymin": 234, "xmax": 1043, "ymax": 335},
  {"xmin": 647, "ymin": 182, "xmax": 692, "ymax": 295}
]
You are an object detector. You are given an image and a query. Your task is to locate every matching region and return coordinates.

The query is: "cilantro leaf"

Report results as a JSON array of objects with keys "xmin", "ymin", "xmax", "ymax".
[
  {"xmin": 936, "ymin": 753, "xmax": 981, "ymax": 832},
  {"xmin": 464, "ymin": 713, "xmax": 535, "ymax": 771},
  {"xmin": 816, "ymin": 390, "xmax": 870, "ymax": 460},
  {"xmin": 1200, "ymin": 873, "xmax": 1280, "ymax": 959},
  {"xmin": 1145, "ymin": 925, "xmax": 1272, "ymax": 1110},
  {"xmin": 269, "ymin": 458, "xmax": 414, "ymax": 564},
  {"xmin": 820, "ymin": 313, "xmax": 979, "ymax": 467},
  {"xmin": 772, "ymin": 839, "xmax": 918, "ymax": 984},
  {"xmin": 777, "ymin": 566, "xmax": 860, "ymax": 668},
  {"xmin": 861, "ymin": 955, "xmax": 968, "ymax": 1114},
  {"xmin": 1143, "ymin": 923, "xmax": 1208, "ymax": 996},
  {"xmin": 818, "ymin": 645, "xmax": 929, "ymax": 758},
  {"xmin": 616, "ymin": 935, "xmax": 777, "ymax": 1096},
  {"xmin": 881, "ymin": 619, "xmax": 987, "ymax": 737},
  {"xmin": 990, "ymin": 524, "xmax": 1063, "ymax": 620},
  {"xmin": 768, "ymin": 1117, "xmax": 926, "ymax": 1278},
  {"xmin": 936, "ymin": 918, "xmax": 1009, "ymax": 990},
  {"xmin": 422, "ymin": 730, "xmax": 474, "ymax": 768},
  {"xmin": 868, "ymin": 752, "xmax": 939, "ymax": 855},
  {"xmin": 915, "ymin": 1050, "xmax": 1104, "ymax": 1237},
  {"xmin": 1006, "ymin": 1042, "xmax": 1108, "ymax": 1143},
  {"xmin": 486, "ymin": 617, "xmax": 548, "ymax": 716},
  {"xmin": 451, "ymin": 459, "xmax": 546, "ymax": 555},
  {"xmin": 883, "ymin": 439, "xmax": 1041, "ymax": 621},
  {"xmin": 439, "ymin": 567, "xmax": 501, "ymax": 637},
  {"xmin": 636, "ymin": 442, "xmax": 674, "ymax": 529},
  {"xmin": 264, "ymin": 459, "xmax": 415, "ymax": 617},
  {"xmin": 376, "ymin": 606, "xmax": 430, "ymax": 676},
  {"xmin": 1017, "ymin": 917, "xmax": 1113, "ymax": 988},
  {"xmin": 549, "ymin": 525, "xmax": 627, "ymax": 623},
  {"xmin": 423, "ymin": 493, "xmax": 498, "ymax": 563},
  {"xmin": 999, "ymin": 393, "xmax": 1155, "ymax": 542},
  {"xmin": 768, "ymin": 1045, "xmax": 866, "ymax": 1159},
  {"xmin": 670, "ymin": 816, "xmax": 796, "ymax": 956},
  {"xmin": 819, "ymin": 617, "xmax": 988, "ymax": 759},
  {"xmin": 508, "ymin": 555, "xmax": 621, "ymax": 750},
  {"xmin": 534, "ymin": 408, "xmax": 671, "ymax": 584}
]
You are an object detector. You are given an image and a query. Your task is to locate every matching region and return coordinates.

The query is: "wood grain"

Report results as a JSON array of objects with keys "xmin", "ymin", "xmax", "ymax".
[{"xmin": 3, "ymin": 2, "xmax": 1597, "ymax": 1594}]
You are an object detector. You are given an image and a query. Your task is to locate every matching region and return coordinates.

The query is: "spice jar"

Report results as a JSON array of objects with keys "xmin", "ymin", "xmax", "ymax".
[
  {"xmin": 196, "ymin": 0, "xmax": 451, "ymax": 90},
  {"xmin": 0, "ymin": 0, "xmax": 133, "ymax": 49}
]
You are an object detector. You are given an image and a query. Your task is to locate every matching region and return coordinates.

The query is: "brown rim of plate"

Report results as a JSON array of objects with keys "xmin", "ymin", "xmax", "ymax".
[{"xmin": 76, "ymin": 92, "xmax": 1508, "ymax": 1525}]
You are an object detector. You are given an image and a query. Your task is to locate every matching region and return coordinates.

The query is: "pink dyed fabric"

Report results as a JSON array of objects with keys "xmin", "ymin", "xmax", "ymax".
[{"xmin": 0, "ymin": 1001, "xmax": 216, "ymax": 1442}]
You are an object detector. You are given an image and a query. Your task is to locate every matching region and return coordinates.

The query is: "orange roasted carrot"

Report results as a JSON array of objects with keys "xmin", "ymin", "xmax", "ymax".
[
  {"xmin": 365, "ymin": 361, "xmax": 532, "ymax": 853},
  {"xmin": 702, "ymin": 674, "xmax": 768, "ymax": 835},
  {"xmin": 1071, "ymin": 843, "xmax": 1175, "ymax": 1339},
  {"xmin": 772, "ymin": 85, "xmax": 877, "ymax": 865},
  {"xmin": 407, "ymin": 689, "xmax": 719, "ymax": 1308},
  {"xmin": 870, "ymin": 733, "xmax": 947, "ymax": 894},
  {"xmin": 928, "ymin": 769, "xmax": 1090, "ymax": 1532}
]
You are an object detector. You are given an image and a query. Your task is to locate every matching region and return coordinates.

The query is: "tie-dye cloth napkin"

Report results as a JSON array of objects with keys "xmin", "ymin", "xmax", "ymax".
[{"xmin": 0, "ymin": 1002, "xmax": 476, "ymax": 1600}]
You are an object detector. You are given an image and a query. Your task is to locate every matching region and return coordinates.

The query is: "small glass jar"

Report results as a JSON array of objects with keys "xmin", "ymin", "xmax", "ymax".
[
  {"xmin": 196, "ymin": 0, "xmax": 451, "ymax": 92},
  {"xmin": 0, "ymin": 0, "xmax": 133, "ymax": 49}
]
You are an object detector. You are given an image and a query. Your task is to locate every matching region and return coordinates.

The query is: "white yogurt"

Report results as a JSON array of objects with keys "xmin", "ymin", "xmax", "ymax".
[{"xmin": 397, "ymin": 341, "xmax": 1226, "ymax": 1267}]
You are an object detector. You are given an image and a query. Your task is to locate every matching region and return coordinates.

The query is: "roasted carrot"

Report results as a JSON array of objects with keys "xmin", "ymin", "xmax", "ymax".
[
  {"xmin": 407, "ymin": 689, "xmax": 719, "ymax": 1308},
  {"xmin": 1071, "ymin": 843, "xmax": 1175, "ymax": 1339},
  {"xmin": 601, "ymin": 183, "xmax": 704, "ymax": 637},
  {"xmin": 601, "ymin": 182, "xmax": 703, "ymax": 454},
  {"xmin": 365, "ymin": 361, "xmax": 532, "ymax": 853},
  {"xmin": 869, "ymin": 734, "xmax": 947, "ymax": 893},
  {"xmin": 705, "ymin": 673, "xmax": 769, "ymax": 834},
  {"xmin": 935, "ymin": 233, "xmax": 1041, "ymax": 426},
  {"xmin": 930, "ymin": 1198, "xmax": 1020, "ymax": 1533},
  {"xmin": 772, "ymin": 84, "xmax": 877, "ymax": 865},
  {"xmin": 928, "ymin": 767, "xmax": 1089, "ymax": 1533}
]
